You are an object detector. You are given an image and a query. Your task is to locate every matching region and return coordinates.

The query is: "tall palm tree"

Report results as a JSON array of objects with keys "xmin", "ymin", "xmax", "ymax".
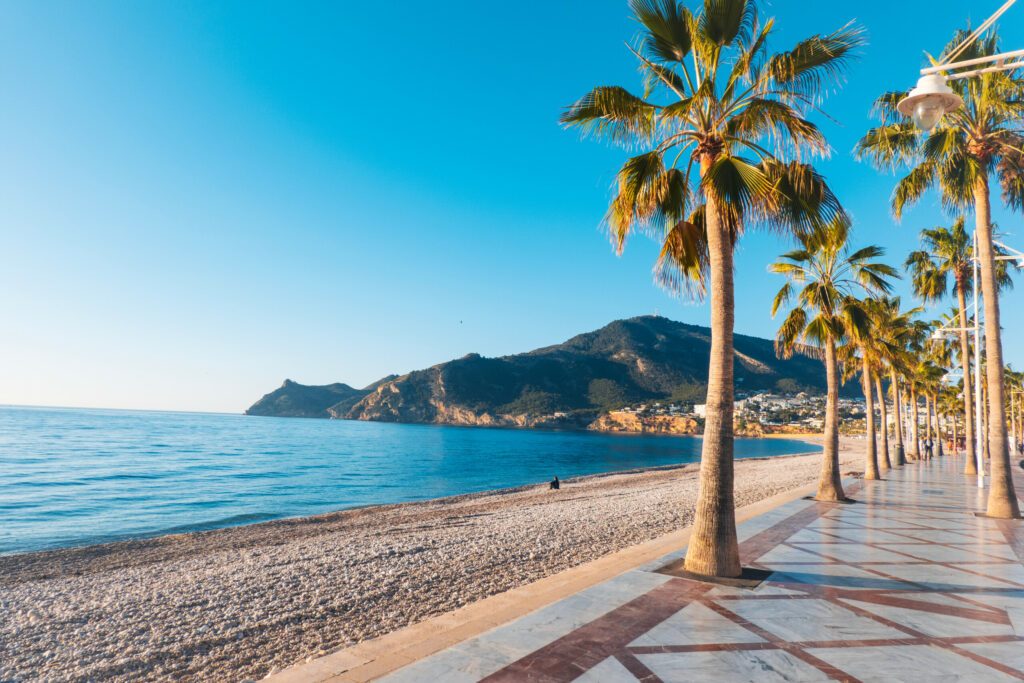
[
  {"xmin": 920, "ymin": 360, "xmax": 947, "ymax": 459},
  {"xmin": 870, "ymin": 298, "xmax": 919, "ymax": 467},
  {"xmin": 905, "ymin": 221, "xmax": 1015, "ymax": 471},
  {"xmin": 905, "ymin": 219, "xmax": 978, "ymax": 471},
  {"xmin": 843, "ymin": 298, "xmax": 901, "ymax": 477},
  {"xmin": 771, "ymin": 220, "xmax": 896, "ymax": 500},
  {"xmin": 904, "ymin": 320, "xmax": 934, "ymax": 462},
  {"xmin": 561, "ymin": 0, "xmax": 861, "ymax": 577},
  {"xmin": 856, "ymin": 29, "xmax": 1024, "ymax": 518}
]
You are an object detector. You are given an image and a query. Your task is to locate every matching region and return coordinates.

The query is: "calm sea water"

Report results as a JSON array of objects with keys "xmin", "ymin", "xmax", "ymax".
[{"xmin": 0, "ymin": 405, "xmax": 820, "ymax": 555}]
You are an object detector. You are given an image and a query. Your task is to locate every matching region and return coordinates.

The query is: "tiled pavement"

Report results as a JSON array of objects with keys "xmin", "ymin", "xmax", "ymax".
[{"xmin": 380, "ymin": 456, "xmax": 1024, "ymax": 682}]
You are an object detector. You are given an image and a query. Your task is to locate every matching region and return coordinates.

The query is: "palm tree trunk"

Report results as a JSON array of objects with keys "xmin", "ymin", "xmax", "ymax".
[
  {"xmin": 891, "ymin": 371, "xmax": 905, "ymax": 466},
  {"xmin": 683, "ymin": 159, "xmax": 741, "ymax": 577},
  {"xmin": 863, "ymin": 360, "xmax": 879, "ymax": 480},
  {"xmin": 974, "ymin": 177, "xmax": 1020, "ymax": 518},
  {"xmin": 982, "ymin": 379, "xmax": 991, "ymax": 461},
  {"xmin": 910, "ymin": 388, "xmax": 921, "ymax": 462},
  {"xmin": 936, "ymin": 401, "xmax": 945, "ymax": 456},
  {"xmin": 925, "ymin": 395, "xmax": 933, "ymax": 460},
  {"xmin": 957, "ymin": 284, "xmax": 978, "ymax": 473},
  {"xmin": 952, "ymin": 412, "xmax": 959, "ymax": 458},
  {"xmin": 876, "ymin": 376, "xmax": 891, "ymax": 470},
  {"xmin": 902, "ymin": 387, "xmax": 911, "ymax": 456},
  {"xmin": 816, "ymin": 337, "xmax": 846, "ymax": 501}
]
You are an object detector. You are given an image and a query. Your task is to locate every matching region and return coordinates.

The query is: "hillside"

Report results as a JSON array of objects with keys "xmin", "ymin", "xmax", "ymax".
[
  {"xmin": 245, "ymin": 380, "xmax": 366, "ymax": 418},
  {"xmin": 247, "ymin": 316, "xmax": 851, "ymax": 427}
]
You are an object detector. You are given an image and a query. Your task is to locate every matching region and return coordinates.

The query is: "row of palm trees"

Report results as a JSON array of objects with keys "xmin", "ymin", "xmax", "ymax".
[{"xmin": 562, "ymin": 0, "xmax": 1023, "ymax": 579}]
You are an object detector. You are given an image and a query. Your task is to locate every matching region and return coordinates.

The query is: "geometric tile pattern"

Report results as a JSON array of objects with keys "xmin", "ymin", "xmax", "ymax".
[{"xmin": 382, "ymin": 456, "xmax": 1024, "ymax": 682}]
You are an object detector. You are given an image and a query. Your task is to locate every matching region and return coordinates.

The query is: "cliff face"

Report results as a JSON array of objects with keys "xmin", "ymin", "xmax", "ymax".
[
  {"xmin": 248, "ymin": 315, "xmax": 853, "ymax": 424},
  {"xmin": 587, "ymin": 411, "xmax": 700, "ymax": 435}
]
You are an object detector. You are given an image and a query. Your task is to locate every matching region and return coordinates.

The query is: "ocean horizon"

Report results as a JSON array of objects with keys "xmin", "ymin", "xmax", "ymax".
[{"xmin": 0, "ymin": 405, "xmax": 820, "ymax": 556}]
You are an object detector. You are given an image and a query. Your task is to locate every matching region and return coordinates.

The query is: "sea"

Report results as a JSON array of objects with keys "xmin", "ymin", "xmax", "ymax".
[{"xmin": 0, "ymin": 405, "xmax": 820, "ymax": 555}]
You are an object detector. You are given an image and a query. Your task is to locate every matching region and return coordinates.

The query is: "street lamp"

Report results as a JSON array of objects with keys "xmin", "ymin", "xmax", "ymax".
[
  {"xmin": 899, "ymin": 0, "xmax": 1023, "ymax": 132},
  {"xmin": 897, "ymin": 74, "xmax": 962, "ymax": 132}
]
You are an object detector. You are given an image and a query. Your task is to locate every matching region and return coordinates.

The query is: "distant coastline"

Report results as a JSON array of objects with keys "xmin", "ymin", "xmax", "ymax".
[{"xmin": 246, "ymin": 316, "xmax": 860, "ymax": 434}]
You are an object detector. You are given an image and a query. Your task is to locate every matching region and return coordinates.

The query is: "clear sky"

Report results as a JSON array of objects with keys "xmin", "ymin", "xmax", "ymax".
[{"xmin": 1, "ymin": 0, "xmax": 1022, "ymax": 413}]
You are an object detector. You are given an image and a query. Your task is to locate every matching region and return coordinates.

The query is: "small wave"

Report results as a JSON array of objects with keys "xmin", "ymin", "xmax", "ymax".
[
  {"xmin": 154, "ymin": 512, "xmax": 279, "ymax": 535},
  {"xmin": 76, "ymin": 472, "xmax": 167, "ymax": 483}
]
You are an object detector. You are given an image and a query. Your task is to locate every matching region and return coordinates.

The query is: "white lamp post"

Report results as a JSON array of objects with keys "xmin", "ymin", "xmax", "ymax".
[
  {"xmin": 898, "ymin": 0, "xmax": 1022, "ymax": 132},
  {"xmin": 897, "ymin": 74, "xmax": 963, "ymax": 131}
]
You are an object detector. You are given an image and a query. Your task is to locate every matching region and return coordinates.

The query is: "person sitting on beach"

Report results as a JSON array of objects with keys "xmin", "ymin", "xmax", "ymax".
[{"xmin": 549, "ymin": 476, "xmax": 560, "ymax": 490}]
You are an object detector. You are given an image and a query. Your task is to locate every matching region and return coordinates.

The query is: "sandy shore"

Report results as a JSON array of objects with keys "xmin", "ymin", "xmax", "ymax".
[{"xmin": 0, "ymin": 436, "xmax": 864, "ymax": 682}]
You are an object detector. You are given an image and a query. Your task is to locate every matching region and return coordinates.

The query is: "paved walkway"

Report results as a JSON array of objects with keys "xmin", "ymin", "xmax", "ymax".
[{"xmin": 379, "ymin": 456, "xmax": 1024, "ymax": 682}]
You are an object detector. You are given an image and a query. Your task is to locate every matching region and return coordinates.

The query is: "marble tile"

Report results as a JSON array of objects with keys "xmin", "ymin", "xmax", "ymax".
[
  {"xmin": 572, "ymin": 656, "xmax": 637, "ymax": 683},
  {"xmin": 958, "ymin": 641, "xmax": 1024, "ymax": 672},
  {"xmin": 724, "ymin": 598, "xmax": 906, "ymax": 642},
  {"xmin": 881, "ymin": 529, "xmax": 980, "ymax": 544},
  {"xmin": 956, "ymin": 563, "xmax": 1024, "ymax": 586},
  {"xmin": 875, "ymin": 543, "xmax": 1011, "ymax": 563},
  {"xmin": 753, "ymin": 544, "xmax": 834, "ymax": 564},
  {"xmin": 767, "ymin": 563, "xmax": 913, "ymax": 591},
  {"xmin": 791, "ymin": 543, "xmax": 922, "ymax": 564},
  {"xmin": 381, "ymin": 640, "xmax": 515, "ymax": 683},
  {"xmin": 638, "ymin": 649, "xmax": 832, "ymax": 683},
  {"xmin": 866, "ymin": 563, "xmax": 1015, "ymax": 591},
  {"xmin": 839, "ymin": 597, "xmax": 1015, "ymax": 638},
  {"xmin": 630, "ymin": 602, "xmax": 765, "ymax": 647},
  {"xmin": 817, "ymin": 528, "xmax": 934, "ymax": 545},
  {"xmin": 806, "ymin": 644, "xmax": 1019, "ymax": 682}
]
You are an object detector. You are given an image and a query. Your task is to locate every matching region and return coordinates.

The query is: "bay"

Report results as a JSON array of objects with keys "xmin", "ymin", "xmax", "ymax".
[{"xmin": 0, "ymin": 405, "xmax": 820, "ymax": 555}]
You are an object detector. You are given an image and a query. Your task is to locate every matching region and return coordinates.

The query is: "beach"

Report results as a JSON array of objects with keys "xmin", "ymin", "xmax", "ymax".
[{"xmin": 0, "ymin": 436, "xmax": 863, "ymax": 682}]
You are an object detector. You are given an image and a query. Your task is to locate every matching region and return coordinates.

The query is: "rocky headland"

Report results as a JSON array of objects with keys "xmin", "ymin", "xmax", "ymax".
[{"xmin": 246, "ymin": 316, "xmax": 855, "ymax": 430}]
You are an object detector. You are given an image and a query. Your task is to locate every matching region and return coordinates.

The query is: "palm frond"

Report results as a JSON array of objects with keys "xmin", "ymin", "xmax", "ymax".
[
  {"xmin": 654, "ymin": 210, "xmax": 709, "ymax": 299},
  {"xmin": 892, "ymin": 161, "xmax": 937, "ymax": 219},
  {"xmin": 855, "ymin": 123, "xmax": 919, "ymax": 169},
  {"xmin": 699, "ymin": 0, "xmax": 756, "ymax": 48},
  {"xmin": 560, "ymin": 86, "xmax": 656, "ymax": 145},
  {"xmin": 765, "ymin": 22, "xmax": 865, "ymax": 101},
  {"xmin": 630, "ymin": 0, "xmax": 693, "ymax": 64}
]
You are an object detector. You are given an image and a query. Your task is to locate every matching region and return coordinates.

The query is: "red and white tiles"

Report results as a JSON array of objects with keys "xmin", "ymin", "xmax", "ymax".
[{"xmin": 383, "ymin": 456, "xmax": 1024, "ymax": 682}]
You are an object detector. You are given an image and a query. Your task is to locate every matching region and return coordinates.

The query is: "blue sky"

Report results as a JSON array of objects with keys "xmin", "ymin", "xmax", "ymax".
[{"xmin": 1, "ymin": 0, "xmax": 1022, "ymax": 413}]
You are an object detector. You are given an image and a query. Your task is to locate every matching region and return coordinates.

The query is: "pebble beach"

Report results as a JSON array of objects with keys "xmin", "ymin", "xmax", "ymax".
[{"xmin": 0, "ymin": 436, "xmax": 863, "ymax": 682}]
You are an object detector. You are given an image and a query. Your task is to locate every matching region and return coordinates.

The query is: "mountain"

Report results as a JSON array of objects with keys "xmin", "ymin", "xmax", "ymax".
[
  {"xmin": 245, "ymin": 380, "xmax": 366, "ymax": 418},
  {"xmin": 247, "ymin": 316, "xmax": 852, "ymax": 426}
]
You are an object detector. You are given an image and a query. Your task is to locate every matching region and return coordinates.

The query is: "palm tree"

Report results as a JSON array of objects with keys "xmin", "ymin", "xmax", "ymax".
[
  {"xmin": 771, "ymin": 220, "xmax": 896, "ymax": 500},
  {"xmin": 940, "ymin": 385, "xmax": 962, "ymax": 455},
  {"xmin": 905, "ymin": 219, "xmax": 978, "ymax": 471},
  {"xmin": 561, "ymin": 0, "xmax": 860, "ymax": 577},
  {"xmin": 904, "ymin": 320, "xmax": 934, "ymax": 462},
  {"xmin": 920, "ymin": 360, "xmax": 947, "ymax": 459},
  {"xmin": 870, "ymin": 298, "xmax": 919, "ymax": 467},
  {"xmin": 856, "ymin": 29, "xmax": 1024, "ymax": 518},
  {"xmin": 905, "ymin": 221, "xmax": 1015, "ymax": 471},
  {"xmin": 843, "ymin": 298, "xmax": 901, "ymax": 477}
]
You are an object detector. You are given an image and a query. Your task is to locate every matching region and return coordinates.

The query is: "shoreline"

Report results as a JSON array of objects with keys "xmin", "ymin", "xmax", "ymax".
[
  {"xmin": 0, "ymin": 435, "xmax": 822, "ymax": 562},
  {"xmin": 1, "ymin": 435, "xmax": 861, "ymax": 683}
]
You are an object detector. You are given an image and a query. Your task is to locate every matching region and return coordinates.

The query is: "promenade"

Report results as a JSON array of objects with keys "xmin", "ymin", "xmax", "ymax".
[{"xmin": 279, "ymin": 454, "xmax": 1024, "ymax": 682}]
